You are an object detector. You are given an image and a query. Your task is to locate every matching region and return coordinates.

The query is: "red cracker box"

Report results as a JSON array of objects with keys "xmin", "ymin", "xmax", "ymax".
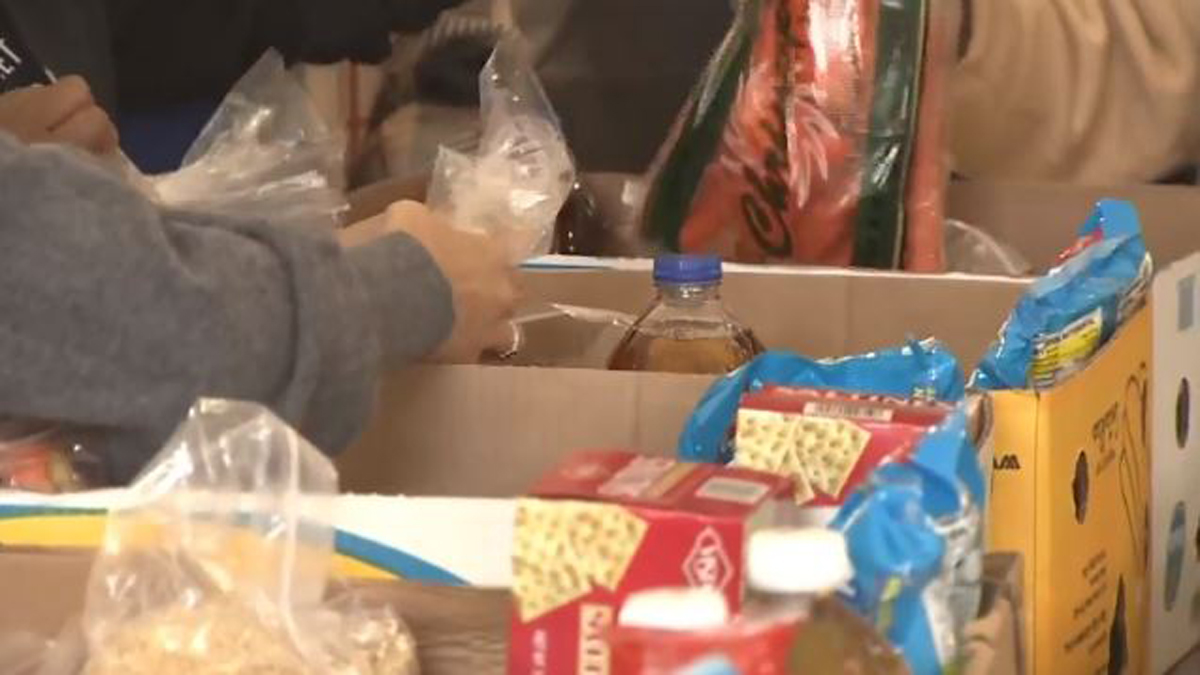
[
  {"xmin": 508, "ymin": 450, "xmax": 792, "ymax": 675},
  {"xmin": 735, "ymin": 388, "xmax": 951, "ymax": 512}
]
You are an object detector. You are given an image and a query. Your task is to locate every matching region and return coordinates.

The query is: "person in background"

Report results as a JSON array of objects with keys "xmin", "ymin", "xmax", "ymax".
[
  {"xmin": 0, "ymin": 124, "xmax": 516, "ymax": 483},
  {"xmin": 953, "ymin": 0, "xmax": 1200, "ymax": 185},
  {"xmin": 0, "ymin": 0, "xmax": 465, "ymax": 172}
]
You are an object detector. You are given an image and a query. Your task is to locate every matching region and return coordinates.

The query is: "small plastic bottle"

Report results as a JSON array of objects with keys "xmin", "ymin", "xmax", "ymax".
[
  {"xmin": 619, "ymin": 587, "xmax": 732, "ymax": 631},
  {"xmin": 748, "ymin": 528, "xmax": 908, "ymax": 674},
  {"xmin": 608, "ymin": 255, "xmax": 764, "ymax": 374},
  {"xmin": 747, "ymin": 528, "xmax": 853, "ymax": 618}
]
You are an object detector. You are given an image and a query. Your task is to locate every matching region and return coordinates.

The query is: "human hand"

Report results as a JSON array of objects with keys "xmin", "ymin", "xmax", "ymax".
[
  {"xmin": 341, "ymin": 200, "xmax": 520, "ymax": 363},
  {"xmin": 0, "ymin": 77, "xmax": 119, "ymax": 155}
]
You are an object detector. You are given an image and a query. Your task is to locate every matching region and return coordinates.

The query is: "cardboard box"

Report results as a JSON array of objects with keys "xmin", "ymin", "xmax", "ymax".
[
  {"xmin": 336, "ymin": 180, "xmax": 1200, "ymax": 673},
  {"xmin": 509, "ymin": 451, "xmax": 792, "ymax": 674},
  {"xmin": 0, "ymin": 548, "xmax": 1022, "ymax": 675},
  {"xmin": 987, "ymin": 306, "xmax": 1150, "ymax": 675},
  {"xmin": 338, "ymin": 267, "xmax": 1027, "ymax": 497},
  {"xmin": 1150, "ymin": 253, "xmax": 1200, "ymax": 674}
]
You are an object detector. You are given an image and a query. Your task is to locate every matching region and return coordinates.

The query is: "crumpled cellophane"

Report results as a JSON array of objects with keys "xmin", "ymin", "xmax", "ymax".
[
  {"xmin": 426, "ymin": 37, "xmax": 575, "ymax": 263},
  {"xmin": 80, "ymin": 400, "xmax": 417, "ymax": 675},
  {"xmin": 147, "ymin": 52, "xmax": 348, "ymax": 231}
]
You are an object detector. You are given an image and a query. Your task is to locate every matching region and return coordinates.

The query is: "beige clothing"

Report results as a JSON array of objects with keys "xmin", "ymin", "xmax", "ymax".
[{"xmin": 954, "ymin": 0, "xmax": 1200, "ymax": 183}]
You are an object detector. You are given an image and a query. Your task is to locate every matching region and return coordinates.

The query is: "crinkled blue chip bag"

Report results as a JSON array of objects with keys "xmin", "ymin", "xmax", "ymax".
[
  {"xmin": 678, "ymin": 339, "xmax": 965, "ymax": 464},
  {"xmin": 833, "ymin": 468, "xmax": 946, "ymax": 675},
  {"xmin": 972, "ymin": 199, "xmax": 1152, "ymax": 390},
  {"xmin": 832, "ymin": 409, "xmax": 985, "ymax": 675}
]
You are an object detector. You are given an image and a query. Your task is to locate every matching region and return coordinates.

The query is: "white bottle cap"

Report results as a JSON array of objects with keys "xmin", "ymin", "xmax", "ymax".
[
  {"xmin": 618, "ymin": 587, "xmax": 730, "ymax": 631},
  {"xmin": 748, "ymin": 528, "xmax": 853, "ymax": 595}
]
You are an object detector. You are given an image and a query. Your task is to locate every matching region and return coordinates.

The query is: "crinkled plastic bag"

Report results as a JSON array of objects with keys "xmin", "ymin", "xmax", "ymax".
[
  {"xmin": 427, "ymin": 38, "xmax": 575, "ymax": 263},
  {"xmin": 679, "ymin": 339, "xmax": 966, "ymax": 464},
  {"xmin": 641, "ymin": 0, "xmax": 958, "ymax": 270},
  {"xmin": 971, "ymin": 200, "xmax": 1152, "ymax": 390},
  {"xmin": 82, "ymin": 400, "xmax": 417, "ymax": 675},
  {"xmin": 833, "ymin": 409, "xmax": 986, "ymax": 675},
  {"xmin": 148, "ymin": 52, "xmax": 348, "ymax": 231},
  {"xmin": 944, "ymin": 220, "xmax": 1031, "ymax": 277}
]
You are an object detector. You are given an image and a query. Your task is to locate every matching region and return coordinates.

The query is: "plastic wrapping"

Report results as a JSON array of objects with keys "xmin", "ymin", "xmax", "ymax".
[
  {"xmin": 148, "ymin": 52, "xmax": 348, "ymax": 231},
  {"xmin": 832, "ymin": 409, "xmax": 986, "ymax": 675},
  {"xmin": 944, "ymin": 220, "xmax": 1032, "ymax": 277},
  {"xmin": 427, "ymin": 38, "xmax": 576, "ymax": 263},
  {"xmin": 641, "ymin": 0, "xmax": 954, "ymax": 270},
  {"xmin": 972, "ymin": 199, "xmax": 1152, "ymax": 390},
  {"xmin": 0, "ymin": 420, "xmax": 103, "ymax": 493},
  {"xmin": 904, "ymin": 0, "xmax": 961, "ymax": 272},
  {"xmin": 679, "ymin": 340, "xmax": 966, "ymax": 464},
  {"xmin": 81, "ymin": 400, "xmax": 417, "ymax": 675}
]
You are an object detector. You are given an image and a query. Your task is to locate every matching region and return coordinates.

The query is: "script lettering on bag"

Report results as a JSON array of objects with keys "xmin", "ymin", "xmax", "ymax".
[{"xmin": 739, "ymin": 0, "xmax": 802, "ymax": 258}]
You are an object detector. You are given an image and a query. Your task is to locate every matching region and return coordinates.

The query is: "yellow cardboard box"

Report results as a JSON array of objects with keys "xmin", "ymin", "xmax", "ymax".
[{"xmin": 989, "ymin": 306, "xmax": 1150, "ymax": 675}]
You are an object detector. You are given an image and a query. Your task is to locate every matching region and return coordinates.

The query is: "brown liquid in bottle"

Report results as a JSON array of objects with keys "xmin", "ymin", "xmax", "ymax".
[
  {"xmin": 608, "ymin": 326, "xmax": 764, "ymax": 375},
  {"xmin": 608, "ymin": 255, "xmax": 764, "ymax": 375}
]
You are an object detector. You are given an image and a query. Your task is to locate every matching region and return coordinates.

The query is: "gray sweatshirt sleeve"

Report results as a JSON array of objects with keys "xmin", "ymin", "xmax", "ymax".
[{"xmin": 0, "ymin": 134, "xmax": 453, "ymax": 482}]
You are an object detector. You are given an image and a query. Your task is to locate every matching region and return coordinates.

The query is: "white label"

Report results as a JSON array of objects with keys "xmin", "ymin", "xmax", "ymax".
[
  {"xmin": 695, "ymin": 477, "xmax": 770, "ymax": 505},
  {"xmin": 599, "ymin": 456, "xmax": 676, "ymax": 498},
  {"xmin": 803, "ymin": 401, "xmax": 894, "ymax": 422}
]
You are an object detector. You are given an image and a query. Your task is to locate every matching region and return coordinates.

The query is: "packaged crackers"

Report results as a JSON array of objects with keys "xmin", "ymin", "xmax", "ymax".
[
  {"xmin": 733, "ymin": 388, "xmax": 951, "ymax": 517},
  {"xmin": 509, "ymin": 450, "xmax": 792, "ymax": 675}
]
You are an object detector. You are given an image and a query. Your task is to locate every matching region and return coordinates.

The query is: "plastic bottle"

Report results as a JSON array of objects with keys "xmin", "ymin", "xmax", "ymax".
[
  {"xmin": 608, "ymin": 255, "xmax": 764, "ymax": 374},
  {"xmin": 748, "ymin": 528, "xmax": 907, "ymax": 674},
  {"xmin": 609, "ymin": 587, "xmax": 791, "ymax": 675}
]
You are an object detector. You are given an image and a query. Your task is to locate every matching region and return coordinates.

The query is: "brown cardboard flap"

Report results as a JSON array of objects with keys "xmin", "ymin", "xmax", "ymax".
[
  {"xmin": 948, "ymin": 180, "xmax": 1200, "ymax": 270},
  {"xmin": 520, "ymin": 267, "xmax": 1028, "ymax": 368},
  {"xmin": 339, "ymin": 365, "xmax": 713, "ymax": 496},
  {"xmin": 341, "ymin": 265, "xmax": 1025, "ymax": 497}
]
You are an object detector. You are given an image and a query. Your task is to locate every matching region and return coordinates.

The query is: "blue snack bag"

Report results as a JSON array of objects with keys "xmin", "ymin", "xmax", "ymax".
[
  {"xmin": 678, "ymin": 340, "xmax": 965, "ymax": 464},
  {"xmin": 833, "ymin": 409, "xmax": 985, "ymax": 675},
  {"xmin": 972, "ymin": 199, "xmax": 1152, "ymax": 390}
]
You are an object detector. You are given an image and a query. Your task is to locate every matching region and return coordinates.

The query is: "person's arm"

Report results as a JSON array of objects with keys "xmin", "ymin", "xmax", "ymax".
[
  {"xmin": 0, "ymin": 133, "xmax": 452, "ymax": 482},
  {"xmin": 952, "ymin": 0, "xmax": 1200, "ymax": 183},
  {"xmin": 107, "ymin": 0, "xmax": 464, "ymax": 110}
]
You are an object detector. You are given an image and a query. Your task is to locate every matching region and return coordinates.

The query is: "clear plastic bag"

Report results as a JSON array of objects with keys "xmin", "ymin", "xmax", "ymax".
[
  {"xmin": 944, "ymin": 219, "xmax": 1032, "ymax": 277},
  {"xmin": 81, "ymin": 400, "xmax": 417, "ymax": 675},
  {"xmin": 641, "ymin": 0, "xmax": 955, "ymax": 271},
  {"xmin": 147, "ymin": 52, "xmax": 348, "ymax": 231},
  {"xmin": 427, "ymin": 37, "xmax": 576, "ymax": 263}
]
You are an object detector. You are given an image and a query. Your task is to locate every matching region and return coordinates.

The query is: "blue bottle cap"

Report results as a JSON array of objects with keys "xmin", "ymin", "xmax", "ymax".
[{"xmin": 654, "ymin": 254, "xmax": 723, "ymax": 285}]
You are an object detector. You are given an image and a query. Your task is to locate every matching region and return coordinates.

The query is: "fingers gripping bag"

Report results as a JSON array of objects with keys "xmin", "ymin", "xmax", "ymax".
[
  {"xmin": 81, "ymin": 400, "xmax": 418, "ymax": 675},
  {"xmin": 832, "ymin": 409, "xmax": 986, "ymax": 675},
  {"xmin": 640, "ymin": 0, "xmax": 958, "ymax": 270},
  {"xmin": 426, "ymin": 37, "xmax": 576, "ymax": 264},
  {"xmin": 972, "ymin": 199, "xmax": 1153, "ymax": 390},
  {"xmin": 679, "ymin": 339, "xmax": 965, "ymax": 464}
]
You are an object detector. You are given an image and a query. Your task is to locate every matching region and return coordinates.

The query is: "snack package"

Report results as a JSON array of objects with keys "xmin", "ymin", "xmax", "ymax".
[
  {"xmin": 640, "ymin": 0, "xmax": 959, "ymax": 270},
  {"xmin": 832, "ymin": 410, "xmax": 986, "ymax": 675},
  {"xmin": 509, "ymin": 450, "xmax": 792, "ymax": 675},
  {"xmin": 427, "ymin": 37, "xmax": 576, "ymax": 263},
  {"xmin": 679, "ymin": 340, "xmax": 965, "ymax": 465},
  {"xmin": 971, "ymin": 199, "xmax": 1152, "ymax": 390},
  {"xmin": 733, "ymin": 388, "xmax": 952, "ymax": 512},
  {"xmin": 148, "ymin": 51, "xmax": 348, "ymax": 231},
  {"xmin": 82, "ymin": 400, "xmax": 417, "ymax": 675}
]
